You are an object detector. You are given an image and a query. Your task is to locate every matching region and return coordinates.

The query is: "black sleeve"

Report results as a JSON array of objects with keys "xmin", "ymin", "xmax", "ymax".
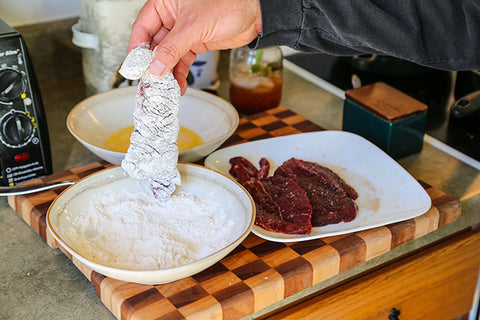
[{"xmin": 252, "ymin": 0, "xmax": 480, "ymax": 71}]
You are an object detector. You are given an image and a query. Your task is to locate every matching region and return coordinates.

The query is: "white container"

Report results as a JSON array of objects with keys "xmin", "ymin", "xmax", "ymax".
[
  {"xmin": 188, "ymin": 51, "xmax": 220, "ymax": 90},
  {"xmin": 72, "ymin": 0, "xmax": 146, "ymax": 95}
]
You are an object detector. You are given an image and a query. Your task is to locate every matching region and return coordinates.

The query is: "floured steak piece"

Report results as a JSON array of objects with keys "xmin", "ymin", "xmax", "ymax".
[
  {"xmin": 229, "ymin": 157, "xmax": 312, "ymax": 234},
  {"xmin": 274, "ymin": 158, "xmax": 358, "ymax": 226},
  {"xmin": 119, "ymin": 47, "xmax": 181, "ymax": 201}
]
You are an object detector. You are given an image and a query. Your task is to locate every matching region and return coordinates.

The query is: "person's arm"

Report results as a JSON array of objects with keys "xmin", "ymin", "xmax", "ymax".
[{"xmin": 254, "ymin": 0, "xmax": 480, "ymax": 71}]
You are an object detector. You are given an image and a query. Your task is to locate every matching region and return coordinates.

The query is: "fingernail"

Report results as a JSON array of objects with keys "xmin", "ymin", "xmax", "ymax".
[{"xmin": 148, "ymin": 59, "xmax": 167, "ymax": 76}]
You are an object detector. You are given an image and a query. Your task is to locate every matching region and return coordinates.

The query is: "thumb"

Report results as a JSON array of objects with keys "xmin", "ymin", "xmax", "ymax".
[{"xmin": 148, "ymin": 28, "xmax": 198, "ymax": 77}]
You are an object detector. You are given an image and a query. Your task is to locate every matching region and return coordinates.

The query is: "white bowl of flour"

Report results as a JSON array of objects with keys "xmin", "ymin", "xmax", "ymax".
[{"xmin": 46, "ymin": 163, "xmax": 255, "ymax": 285}]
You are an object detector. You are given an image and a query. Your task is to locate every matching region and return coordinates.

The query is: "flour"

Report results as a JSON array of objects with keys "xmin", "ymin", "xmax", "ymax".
[
  {"xmin": 64, "ymin": 189, "xmax": 235, "ymax": 270},
  {"xmin": 118, "ymin": 46, "xmax": 153, "ymax": 80}
]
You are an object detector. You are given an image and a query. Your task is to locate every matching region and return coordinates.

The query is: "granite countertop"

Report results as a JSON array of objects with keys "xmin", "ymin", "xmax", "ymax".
[{"xmin": 0, "ymin": 19, "xmax": 479, "ymax": 320}]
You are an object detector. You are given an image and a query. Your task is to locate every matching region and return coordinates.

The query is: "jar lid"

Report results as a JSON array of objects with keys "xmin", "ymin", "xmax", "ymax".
[{"xmin": 345, "ymin": 82, "xmax": 428, "ymax": 121}]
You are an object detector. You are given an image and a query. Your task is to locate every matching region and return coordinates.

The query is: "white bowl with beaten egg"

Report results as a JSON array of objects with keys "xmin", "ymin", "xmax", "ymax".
[{"xmin": 67, "ymin": 86, "xmax": 239, "ymax": 164}]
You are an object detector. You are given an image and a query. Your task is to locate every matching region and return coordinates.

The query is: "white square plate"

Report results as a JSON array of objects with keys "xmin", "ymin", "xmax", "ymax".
[{"xmin": 204, "ymin": 131, "xmax": 431, "ymax": 242}]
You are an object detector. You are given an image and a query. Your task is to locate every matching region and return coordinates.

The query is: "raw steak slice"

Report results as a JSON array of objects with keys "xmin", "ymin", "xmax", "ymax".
[
  {"xmin": 275, "ymin": 158, "xmax": 358, "ymax": 226},
  {"xmin": 230, "ymin": 157, "xmax": 312, "ymax": 234},
  {"xmin": 257, "ymin": 158, "xmax": 270, "ymax": 180},
  {"xmin": 262, "ymin": 175, "xmax": 312, "ymax": 232},
  {"xmin": 229, "ymin": 156, "xmax": 261, "ymax": 184},
  {"xmin": 284, "ymin": 158, "xmax": 358, "ymax": 200},
  {"xmin": 229, "ymin": 156, "xmax": 270, "ymax": 183}
]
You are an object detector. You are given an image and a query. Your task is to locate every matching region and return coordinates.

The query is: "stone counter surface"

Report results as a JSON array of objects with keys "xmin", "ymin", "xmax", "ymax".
[{"xmin": 1, "ymin": 19, "xmax": 479, "ymax": 320}]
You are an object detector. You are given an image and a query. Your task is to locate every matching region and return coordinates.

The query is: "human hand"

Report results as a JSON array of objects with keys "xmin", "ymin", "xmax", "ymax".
[{"xmin": 129, "ymin": 0, "xmax": 262, "ymax": 94}]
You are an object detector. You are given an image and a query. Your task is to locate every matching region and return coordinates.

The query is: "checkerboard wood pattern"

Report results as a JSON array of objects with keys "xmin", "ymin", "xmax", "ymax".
[
  {"xmin": 220, "ymin": 106, "xmax": 323, "ymax": 148},
  {"xmin": 8, "ymin": 106, "xmax": 461, "ymax": 320}
]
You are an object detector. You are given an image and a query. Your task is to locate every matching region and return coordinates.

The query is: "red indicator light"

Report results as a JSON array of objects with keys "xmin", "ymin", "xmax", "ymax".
[{"xmin": 14, "ymin": 153, "xmax": 30, "ymax": 162}]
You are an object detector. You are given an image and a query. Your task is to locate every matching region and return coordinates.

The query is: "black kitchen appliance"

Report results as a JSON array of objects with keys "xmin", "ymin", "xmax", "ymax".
[
  {"xmin": 286, "ymin": 53, "xmax": 480, "ymax": 163},
  {"xmin": 0, "ymin": 19, "xmax": 52, "ymax": 186}
]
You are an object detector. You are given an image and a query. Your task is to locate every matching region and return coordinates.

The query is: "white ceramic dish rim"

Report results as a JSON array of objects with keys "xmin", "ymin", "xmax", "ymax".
[
  {"xmin": 66, "ymin": 86, "xmax": 239, "ymax": 157},
  {"xmin": 46, "ymin": 163, "xmax": 255, "ymax": 284},
  {"xmin": 204, "ymin": 130, "xmax": 432, "ymax": 242}
]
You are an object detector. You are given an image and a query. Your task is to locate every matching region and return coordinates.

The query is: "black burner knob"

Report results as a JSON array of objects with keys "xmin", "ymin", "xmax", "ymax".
[
  {"xmin": 1, "ymin": 112, "xmax": 33, "ymax": 145},
  {"xmin": 0, "ymin": 69, "xmax": 24, "ymax": 102}
]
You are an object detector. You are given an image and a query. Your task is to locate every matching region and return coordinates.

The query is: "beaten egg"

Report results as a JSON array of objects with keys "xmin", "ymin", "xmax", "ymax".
[{"xmin": 104, "ymin": 125, "xmax": 203, "ymax": 153}]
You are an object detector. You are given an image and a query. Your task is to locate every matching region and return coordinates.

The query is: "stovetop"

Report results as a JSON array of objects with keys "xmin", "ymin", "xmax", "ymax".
[{"xmin": 286, "ymin": 53, "xmax": 480, "ymax": 163}]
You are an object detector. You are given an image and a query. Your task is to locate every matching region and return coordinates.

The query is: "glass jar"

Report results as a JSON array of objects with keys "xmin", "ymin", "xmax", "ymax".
[{"xmin": 229, "ymin": 46, "xmax": 283, "ymax": 114}]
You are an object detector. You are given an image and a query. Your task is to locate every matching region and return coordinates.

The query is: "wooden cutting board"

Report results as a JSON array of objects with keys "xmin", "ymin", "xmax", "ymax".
[{"xmin": 8, "ymin": 106, "xmax": 461, "ymax": 320}]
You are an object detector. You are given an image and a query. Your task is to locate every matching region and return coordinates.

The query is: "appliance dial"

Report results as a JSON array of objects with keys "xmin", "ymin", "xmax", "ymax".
[
  {"xmin": 1, "ymin": 111, "xmax": 33, "ymax": 146},
  {"xmin": 0, "ymin": 69, "xmax": 25, "ymax": 102}
]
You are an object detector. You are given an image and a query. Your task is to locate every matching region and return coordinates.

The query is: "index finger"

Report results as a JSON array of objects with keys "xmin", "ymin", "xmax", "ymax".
[{"xmin": 128, "ymin": 0, "xmax": 164, "ymax": 51}]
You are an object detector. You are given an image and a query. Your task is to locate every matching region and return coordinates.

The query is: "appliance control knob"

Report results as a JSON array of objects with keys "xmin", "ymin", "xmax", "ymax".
[
  {"xmin": 1, "ymin": 112, "xmax": 33, "ymax": 145},
  {"xmin": 0, "ymin": 69, "xmax": 25, "ymax": 102}
]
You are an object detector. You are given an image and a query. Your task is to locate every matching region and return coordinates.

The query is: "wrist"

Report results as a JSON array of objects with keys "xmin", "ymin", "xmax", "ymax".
[{"xmin": 249, "ymin": 0, "xmax": 262, "ymax": 36}]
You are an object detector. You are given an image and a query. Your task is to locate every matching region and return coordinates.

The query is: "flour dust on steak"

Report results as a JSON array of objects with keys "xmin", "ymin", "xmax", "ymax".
[
  {"xmin": 119, "ymin": 46, "xmax": 181, "ymax": 201},
  {"xmin": 229, "ymin": 157, "xmax": 359, "ymax": 234}
]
